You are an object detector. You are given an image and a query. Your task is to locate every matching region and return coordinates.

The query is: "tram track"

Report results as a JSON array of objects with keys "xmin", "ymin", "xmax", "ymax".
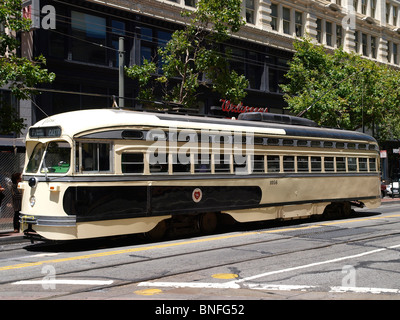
[
  {"xmin": 2, "ymin": 213, "xmax": 400, "ymax": 299},
  {"xmin": 40, "ymin": 230, "xmax": 400, "ymax": 299}
]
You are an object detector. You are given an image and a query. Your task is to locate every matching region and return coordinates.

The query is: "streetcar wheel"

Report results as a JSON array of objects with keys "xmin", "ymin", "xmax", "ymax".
[
  {"xmin": 144, "ymin": 220, "xmax": 167, "ymax": 241},
  {"xmin": 198, "ymin": 212, "xmax": 218, "ymax": 234}
]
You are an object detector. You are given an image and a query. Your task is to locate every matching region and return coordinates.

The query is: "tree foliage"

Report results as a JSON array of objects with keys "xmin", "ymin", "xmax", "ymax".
[
  {"xmin": 281, "ymin": 38, "xmax": 400, "ymax": 142},
  {"xmin": 0, "ymin": 0, "xmax": 55, "ymax": 134},
  {"xmin": 125, "ymin": 0, "xmax": 248, "ymax": 107}
]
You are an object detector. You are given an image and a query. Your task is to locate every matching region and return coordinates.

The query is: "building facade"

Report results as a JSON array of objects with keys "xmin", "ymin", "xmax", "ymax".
[
  {"xmin": 14, "ymin": 0, "xmax": 399, "ymax": 124},
  {"xmin": 1, "ymin": 0, "xmax": 399, "ymax": 177}
]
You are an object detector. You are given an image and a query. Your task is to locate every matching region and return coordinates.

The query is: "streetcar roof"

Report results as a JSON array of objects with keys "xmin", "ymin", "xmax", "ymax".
[{"xmin": 27, "ymin": 109, "xmax": 377, "ymax": 143}]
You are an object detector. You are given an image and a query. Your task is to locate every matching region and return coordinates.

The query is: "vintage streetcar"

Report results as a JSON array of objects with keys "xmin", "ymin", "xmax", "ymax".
[{"xmin": 18, "ymin": 108, "xmax": 381, "ymax": 241}]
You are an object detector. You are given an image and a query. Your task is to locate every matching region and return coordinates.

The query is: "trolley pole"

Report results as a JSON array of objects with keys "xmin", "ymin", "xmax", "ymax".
[{"xmin": 119, "ymin": 37, "xmax": 125, "ymax": 108}]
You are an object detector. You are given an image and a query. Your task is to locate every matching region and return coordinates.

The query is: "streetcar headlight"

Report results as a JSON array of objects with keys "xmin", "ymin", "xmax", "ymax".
[
  {"xmin": 28, "ymin": 177, "xmax": 38, "ymax": 188},
  {"xmin": 29, "ymin": 196, "xmax": 36, "ymax": 207}
]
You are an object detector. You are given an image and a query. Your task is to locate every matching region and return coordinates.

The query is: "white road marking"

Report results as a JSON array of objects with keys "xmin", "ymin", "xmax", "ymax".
[
  {"xmin": 330, "ymin": 286, "xmax": 400, "ymax": 294},
  {"xmin": 138, "ymin": 281, "xmax": 239, "ymax": 289},
  {"xmin": 138, "ymin": 243, "xmax": 400, "ymax": 295},
  {"xmin": 12, "ymin": 279, "xmax": 113, "ymax": 286},
  {"xmin": 246, "ymin": 283, "xmax": 316, "ymax": 292},
  {"xmin": 226, "ymin": 243, "xmax": 400, "ymax": 285},
  {"xmin": 138, "ymin": 281, "xmax": 400, "ymax": 295}
]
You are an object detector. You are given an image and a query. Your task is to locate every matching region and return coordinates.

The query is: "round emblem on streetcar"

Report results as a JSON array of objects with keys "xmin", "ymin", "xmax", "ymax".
[{"xmin": 192, "ymin": 188, "xmax": 202, "ymax": 203}]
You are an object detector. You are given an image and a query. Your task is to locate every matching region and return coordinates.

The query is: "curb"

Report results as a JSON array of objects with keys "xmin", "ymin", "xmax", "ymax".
[{"xmin": 0, "ymin": 232, "xmax": 27, "ymax": 244}]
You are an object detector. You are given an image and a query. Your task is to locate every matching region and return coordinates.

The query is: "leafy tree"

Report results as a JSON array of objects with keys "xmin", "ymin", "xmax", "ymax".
[
  {"xmin": 125, "ymin": 0, "xmax": 248, "ymax": 107},
  {"xmin": 0, "ymin": 0, "xmax": 55, "ymax": 134},
  {"xmin": 281, "ymin": 37, "xmax": 400, "ymax": 141}
]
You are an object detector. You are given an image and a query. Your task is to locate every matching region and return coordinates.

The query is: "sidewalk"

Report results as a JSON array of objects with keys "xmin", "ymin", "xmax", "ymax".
[
  {"xmin": 0, "ymin": 230, "xmax": 25, "ymax": 244},
  {"xmin": 380, "ymin": 196, "xmax": 400, "ymax": 204}
]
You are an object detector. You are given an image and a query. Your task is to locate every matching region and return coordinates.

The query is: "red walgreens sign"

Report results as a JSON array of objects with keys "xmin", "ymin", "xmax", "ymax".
[{"xmin": 220, "ymin": 99, "xmax": 268, "ymax": 114}]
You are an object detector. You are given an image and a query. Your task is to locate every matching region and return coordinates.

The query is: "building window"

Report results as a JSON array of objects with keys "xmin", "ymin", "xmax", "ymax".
[
  {"xmin": 228, "ymin": 47, "xmax": 246, "ymax": 77},
  {"xmin": 371, "ymin": 36, "xmax": 377, "ymax": 59},
  {"xmin": 354, "ymin": 0, "xmax": 359, "ymax": 12},
  {"xmin": 246, "ymin": 0, "xmax": 255, "ymax": 24},
  {"xmin": 140, "ymin": 27, "xmax": 155, "ymax": 64},
  {"xmin": 362, "ymin": 33, "xmax": 368, "ymax": 56},
  {"xmin": 282, "ymin": 7, "xmax": 291, "ymax": 35},
  {"xmin": 394, "ymin": 43, "xmax": 398, "ymax": 64},
  {"xmin": 394, "ymin": 6, "xmax": 398, "ymax": 26},
  {"xmin": 110, "ymin": 20, "xmax": 125, "ymax": 67},
  {"xmin": 316, "ymin": 19, "xmax": 322, "ymax": 43},
  {"xmin": 386, "ymin": 3, "xmax": 390, "ymax": 23},
  {"xmin": 295, "ymin": 11, "xmax": 303, "ymax": 37},
  {"xmin": 336, "ymin": 25, "xmax": 343, "ymax": 47},
  {"xmin": 270, "ymin": 3, "xmax": 278, "ymax": 31},
  {"xmin": 71, "ymin": 11, "xmax": 107, "ymax": 65},
  {"xmin": 354, "ymin": 31, "xmax": 360, "ymax": 53},
  {"xmin": 185, "ymin": 0, "xmax": 196, "ymax": 7},
  {"xmin": 326, "ymin": 21, "xmax": 333, "ymax": 46},
  {"xmin": 370, "ymin": 0, "xmax": 376, "ymax": 18},
  {"xmin": 247, "ymin": 51, "xmax": 263, "ymax": 90},
  {"xmin": 361, "ymin": 0, "xmax": 367, "ymax": 15}
]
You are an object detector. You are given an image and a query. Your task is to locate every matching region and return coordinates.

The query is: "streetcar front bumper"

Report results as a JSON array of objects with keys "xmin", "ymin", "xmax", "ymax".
[{"xmin": 19, "ymin": 214, "xmax": 77, "ymax": 227}]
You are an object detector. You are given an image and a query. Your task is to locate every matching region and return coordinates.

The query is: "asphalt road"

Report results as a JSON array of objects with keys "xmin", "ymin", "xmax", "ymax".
[{"xmin": 0, "ymin": 202, "xmax": 400, "ymax": 305}]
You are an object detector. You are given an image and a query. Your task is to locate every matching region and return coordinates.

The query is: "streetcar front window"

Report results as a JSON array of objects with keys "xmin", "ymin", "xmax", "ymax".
[
  {"xmin": 26, "ymin": 141, "xmax": 71, "ymax": 174},
  {"xmin": 41, "ymin": 141, "xmax": 71, "ymax": 173},
  {"xmin": 26, "ymin": 143, "xmax": 46, "ymax": 173}
]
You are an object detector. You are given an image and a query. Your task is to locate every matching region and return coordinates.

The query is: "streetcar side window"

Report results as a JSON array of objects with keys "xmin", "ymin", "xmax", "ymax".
[
  {"xmin": 172, "ymin": 153, "xmax": 191, "ymax": 173},
  {"xmin": 194, "ymin": 154, "xmax": 211, "ymax": 173},
  {"xmin": 311, "ymin": 157, "xmax": 322, "ymax": 172},
  {"xmin": 252, "ymin": 155, "xmax": 265, "ymax": 173},
  {"xmin": 233, "ymin": 153, "xmax": 248, "ymax": 174},
  {"xmin": 149, "ymin": 152, "xmax": 169, "ymax": 174},
  {"xmin": 348, "ymin": 157, "xmax": 357, "ymax": 172},
  {"xmin": 369, "ymin": 158, "xmax": 377, "ymax": 172},
  {"xmin": 214, "ymin": 154, "xmax": 231, "ymax": 174},
  {"xmin": 297, "ymin": 156, "xmax": 309, "ymax": 172},
  {"xmin": 76, "ymin": 142, "xmax": 112, "ymax": 172},
  {"xmin": 359, "ymin": 158, "xmax": 368, "ymax": 171},
  {"xmin": 324, "ymin": 157, "xmax": 335, "ymax": 172},
  {"xmin": 336, "ymin": 157, "xmax": 346, "ymax": 172},
  {"xmin": 283, "ymin": 156, "xmax": 295, "ymax": 172},
  {"xmin": 121, "ymin": 153, "xmax": 144, "ymax": 174},
  {"xmin": 267, "ymin": 155, "xmax": 280, "ymax": 172}
]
